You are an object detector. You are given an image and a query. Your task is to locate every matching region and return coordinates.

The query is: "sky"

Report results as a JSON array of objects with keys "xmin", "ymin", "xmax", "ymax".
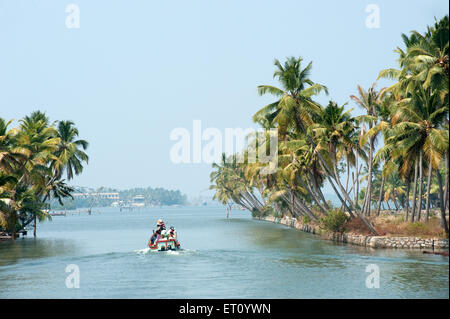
[{"xmin": 0, "ymin": 0, "xmax": 448, "ymax": 199}]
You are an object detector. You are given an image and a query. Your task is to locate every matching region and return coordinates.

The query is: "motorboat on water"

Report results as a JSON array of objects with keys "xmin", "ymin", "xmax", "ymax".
[{"xmin": 148, "ymin": 222, "xmax": 181, "ymax": 251}]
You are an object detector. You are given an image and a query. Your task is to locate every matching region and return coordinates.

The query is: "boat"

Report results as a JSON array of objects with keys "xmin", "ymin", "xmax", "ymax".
[
  {"xmin": 148, "ymin": 237, "xmax": 181, "ymax": 251},
  {"xmin": 50, "ymin": 211, "xmax": 66, "ymax": 216},
  {"xmin": 423, "ymin": 250, "xmax": 449, "ymax": 257}
]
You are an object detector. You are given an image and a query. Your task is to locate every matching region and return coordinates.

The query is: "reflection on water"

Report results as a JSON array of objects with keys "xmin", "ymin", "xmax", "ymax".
[
  {"xmin": 0, "ymin": 239, "xmax": 79, "ymax": 267},
  {"xmin": 390, "ymin": 260, "xmax": 449, "ymax": 291},
  {"xmin": 0, "ymin": 206, "xmax": 448, "ymax": 298},
  {"xmin": 280, "ymin": 256, "xmax": 346, "ymax": 269}
]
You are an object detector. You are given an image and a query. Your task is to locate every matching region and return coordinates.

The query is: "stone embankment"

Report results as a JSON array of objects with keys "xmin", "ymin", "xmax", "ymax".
[{"xmin": 260, "ymin": 215, "xmax": 449, "ymax": 250}]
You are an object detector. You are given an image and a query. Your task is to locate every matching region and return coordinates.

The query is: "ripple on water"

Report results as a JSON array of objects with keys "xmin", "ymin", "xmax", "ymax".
[{"xmin": 134, "ymin": 247, "xmax": 197, "ymax": 256}]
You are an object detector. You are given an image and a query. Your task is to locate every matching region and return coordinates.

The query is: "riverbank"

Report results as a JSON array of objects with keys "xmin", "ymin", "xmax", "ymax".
[{"xmin": 258, "ymin": 215, "xmax": 449, "ymax": 250}]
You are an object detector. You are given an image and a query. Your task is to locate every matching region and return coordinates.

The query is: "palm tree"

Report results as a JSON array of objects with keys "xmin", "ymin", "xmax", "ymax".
[
  {"xmin": 0, "ymin": 118, "xmax": 27, "ymax": 173},
  {"xmin": 210, "ymin": 153, "xmax": 264, "ymax": 214},
  {"xmin": 376, "ymin": 86, "xmax": 448, "ymax": 230},
  {"xmin": 382, "ymin": 171, "xmax": 407, "ymax": 212},
  {"xmin": 377, "ymin": 15, "xmax": 448, "ymax": 232},
  {"xmin": 52, "ymin": 120, "xmax": 89, "ymax": 180},
  {"xmin": 0, "ymin": 112, "xmax": 89, "ymax": 238},
  {"xmin": 254, "ymin": 57, "xmax": 377, "ymax": 234},
  {"xmin": 350, "ymin": 83, "xmax": 384, "ymax": 216},
  {"xmin": 405, "ymin": 16, "xmax": 449, "ymax": 94},
  {"xmin": 310, "ymin": 101, "xmax": 359, "ymax": 212}
]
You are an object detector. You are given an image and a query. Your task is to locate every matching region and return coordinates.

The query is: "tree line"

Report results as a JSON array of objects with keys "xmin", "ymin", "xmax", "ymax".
[
  {"xmin": 1, "ymin": 111, "xmax": 89, "ymax": 239},
  {"xmin": 50, "ymin": 186, "xmax": 188, "ymax": 209},
  {"xmin": 210, "ymin": 16, "xmax": 449, "ymax": 236}
]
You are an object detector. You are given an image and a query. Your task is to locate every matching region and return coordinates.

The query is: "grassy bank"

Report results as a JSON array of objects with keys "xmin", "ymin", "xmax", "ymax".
[{"xmin": 302, "ymin": 210, "xmax": 449, "ymax": 239}]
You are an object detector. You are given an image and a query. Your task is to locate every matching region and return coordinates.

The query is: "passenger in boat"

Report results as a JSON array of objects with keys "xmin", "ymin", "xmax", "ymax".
[
  {"xmin": 149, "ymin": 219, "xmax": 166, "ymax": 245},
  {"xmin": 168, "ymin": 226, "xmax": 177, "ymax": 240}
]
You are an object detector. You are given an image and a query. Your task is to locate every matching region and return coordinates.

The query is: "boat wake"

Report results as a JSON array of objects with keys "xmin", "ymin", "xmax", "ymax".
[
  {"xmin": 134, "ymin": 247, "xmax": 194, "ymax": 256},
  {"xmin": 134, "ymin": 247, "xmax": 153, "ymax": 255}
]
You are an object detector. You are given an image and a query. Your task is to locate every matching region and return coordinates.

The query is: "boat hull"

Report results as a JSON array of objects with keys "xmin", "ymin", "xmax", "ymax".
[{"xmin": 148, "ymin": 238, "xmax": 181, "ymax": 251}]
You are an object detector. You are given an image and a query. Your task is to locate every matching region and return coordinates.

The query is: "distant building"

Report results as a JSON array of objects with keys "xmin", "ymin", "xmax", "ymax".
[
  {"xmin": 73, "ymin": 192, "xmax": 120, "ymax": 200},
  {"xmin": 132, "ymin": 195, "xmax": 145, "ymax": 207}
]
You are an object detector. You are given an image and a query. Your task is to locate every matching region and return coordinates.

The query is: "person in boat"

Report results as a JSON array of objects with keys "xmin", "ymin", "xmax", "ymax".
[
  {"xmin": 168, "ymin": 226, "xmax": 177, "ymax": 240},
  {"xmin": 149, "ymin": 219, "xmax": 166, "ymax": 245}
]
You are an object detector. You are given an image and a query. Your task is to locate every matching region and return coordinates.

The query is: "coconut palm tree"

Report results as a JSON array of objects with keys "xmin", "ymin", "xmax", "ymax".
[
  {"xmin": 310, "ymin": 101, "xmax": 359, "ymax": 213},
  {"xmin": 350, "ymin": 83, "xmax": 385, "ymax": 216},
  {"xmin": 405, "ymin": 16, "xmax": 449, "ymax": 94},
  {"xmin": 51, "ymin": 120, "xmax": 89, "ymax": 180},
  {"xmin": 254, "ymin": 57, "xmax": 377, "ymax": 234},
  {"xmin": 376, "ymin": 86, "xmax": 448, "ymax": 231},
  {"xmin": 0, "ymin": 118, "xmax": 27, "ymax": 173},
  {"xmin": 0, "ymin": 112, "xmax": 89, "ymax": 238}
]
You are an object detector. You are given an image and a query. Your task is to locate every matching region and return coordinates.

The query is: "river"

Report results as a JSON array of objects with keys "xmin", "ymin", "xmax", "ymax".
[{"xmin": 0, "ymin": 206, "xmax": 448, "ymax": 298}]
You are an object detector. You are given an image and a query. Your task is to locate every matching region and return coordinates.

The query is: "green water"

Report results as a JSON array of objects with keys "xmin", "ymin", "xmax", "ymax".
[{"xmin": 0, "ymin": 206, "xmax": 448, "ymax": 298}]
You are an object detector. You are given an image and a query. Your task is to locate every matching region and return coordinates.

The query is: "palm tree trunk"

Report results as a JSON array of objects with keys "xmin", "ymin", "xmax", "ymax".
[
  {"xmin": 365, "ymin": 137, "xmax": 374, "ymax": 216},
  {"xmin": 11, "ymin": 212, "xmax": 17, "ymax": 241},
  {"xmin": 244, "ymin": 188, "xmax": 264, "ymax": 209},
  {"xmin": 303, "ymin": 179, "xmax": 328, "ymax": 215},
  {"xmin": 352, "ymin": 172, "xmax": 356, "ymax": 205},
  {"xmin": 309, "ymin": 172, "xmax": 330, "ymax": 209},
  {"xmin": 243, "ymin": 190, "xmax": 261, "ymax": 209},
  {"xmin": 444, "ymin": 152, "xmax": 449, "ymax": 212},
  {"xmin": 392, "ymin": 193, "xmax": 400, "ymax": 211},
  {"xmin": 291, "ymin": 189, "xmax": 295, "ymax": 218},
  {"xmin": 411, "ymin": 159, "xmax": 419, "ymax": 222},
  {"xmin": 425, "ymin": 162, "xmax": 433, "ymax": 221},
  {"xmin": 296, "ymin": 119, "xmax": 357, "ymax": 215},
  {"xmin": 236, "ymin": 198, "xmax": 252, "ymax": 212},
  {"xmin": 361, "ymin": 186, "xmax": 370, "ymax": 215},
  {"xmin": 238, "ymin": 194, "xmax": 256, "ymax": 211},
  {"xmin": 355, "ymin": 162, "xmax": 361, "ymax": 208},
  {"xmin": 361, "ymin": 187, "xmax": 367, "ymax": 213},
  {"xmin": 293, "ymin": 194, "xmax": 318, "ymax": 221},
  {"xmin": 33, "ymin": 215, "xmax": 37, "ymax": 237},
  {"xmin": 376, "ymin": 175, "xmax": 385, "ymax": 216},
  {"xmin": 405, "ymin": 180, "xmax": 410, "ymax": 221},
  {"xmin": 247, "ymin": 193, "xmax": 262, "ymax": 210},
  {"xmin": 280, "ymin": 193, "xmax": 303, "ymax": 219},
  {"xmin": 346, "ymin": 183, "xmax": 355, "ymax": 197},
  {"xmin": 296, "ymin": 118, "xmax": 377, "ymax": 234},
  {"xmin": 317, "ymin": 186, "xmax": 329, "ymax": 208},
  {"xmin": 417, "ymin": 150, "xmax": 424, "ymax": 221},
  {"xmin": 319, "ymin": 160, "xmax": 355, "ymax": 217},
  {"xmin": 330, "ymin": 152, "xmax": 378, "ymax": 234},
  {"xmin": 436, "ymin": 170, "xmax": 449, "ymax": 236},
  {"xmin": 345, "ymin": 158, "xmax": 350, "ymax": 192}
]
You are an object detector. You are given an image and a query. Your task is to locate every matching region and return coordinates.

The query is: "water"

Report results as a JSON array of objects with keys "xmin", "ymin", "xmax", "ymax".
[{"xmin": 0, "ymin": 206, "xmax": 448, "ymax": 298}]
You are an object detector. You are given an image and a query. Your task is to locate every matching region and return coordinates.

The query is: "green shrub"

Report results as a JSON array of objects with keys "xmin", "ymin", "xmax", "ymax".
[
  {"xmin": 251, "ymin": 207, "xmax": 263, "ymax": 218},
  {"xmin": 251, "ymin": 206, "xmax": 274, "ymax": 218},
  {"xmin": 320, "ymin": 210, "xmax": 350, "ymax": 233},
  {"xmin": 303, "ymin": 215, "xmax": 311, "ymax": 224}
]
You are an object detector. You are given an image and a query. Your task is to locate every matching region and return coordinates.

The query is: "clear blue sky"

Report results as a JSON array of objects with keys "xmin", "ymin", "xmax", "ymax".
[{"xmin": 0, "ymin": 0, "xmax": 448, "ymax": 198}]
